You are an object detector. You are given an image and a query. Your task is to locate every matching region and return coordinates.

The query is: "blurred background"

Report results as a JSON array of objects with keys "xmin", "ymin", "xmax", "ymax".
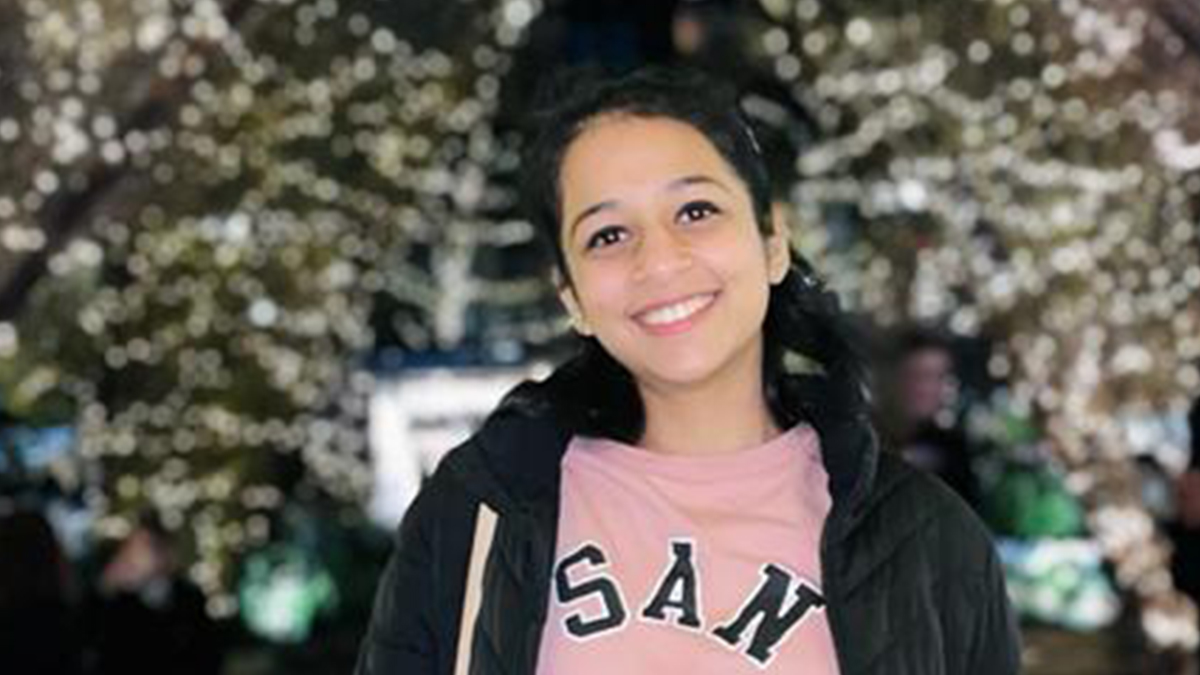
[{"xmin": 2, "ymin": 0, "xmax": 1200, "ymax": 673}]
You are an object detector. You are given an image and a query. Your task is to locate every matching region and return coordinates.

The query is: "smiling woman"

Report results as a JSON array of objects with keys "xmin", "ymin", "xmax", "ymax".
[{"xmin": 356, "ymin": 66, "xmax": 1021, "ymax": 675}]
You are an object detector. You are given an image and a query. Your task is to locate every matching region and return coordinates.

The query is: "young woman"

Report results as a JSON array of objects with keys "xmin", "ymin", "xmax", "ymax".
[{"xmin": 356, "ymin": 66, "xmax": 1020, "ymax": 675}]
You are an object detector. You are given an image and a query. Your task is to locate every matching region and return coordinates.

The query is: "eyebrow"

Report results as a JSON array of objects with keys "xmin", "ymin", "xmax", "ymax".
[
  {"xmin": 568, "ymin": 199, "xmax": 619, "ymax": 238},
  {"xmin": 567, "ymin": 174, "xmax": 732, "ymax": 237},
  {"xmin": 668, "ymin": 174, "xmax": 732, "ymax": 194}
]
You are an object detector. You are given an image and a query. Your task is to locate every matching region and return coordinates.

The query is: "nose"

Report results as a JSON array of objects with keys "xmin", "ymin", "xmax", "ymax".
[{"xmin": 632, "ymin": 223, "xmax": 692, "ymax": 282}]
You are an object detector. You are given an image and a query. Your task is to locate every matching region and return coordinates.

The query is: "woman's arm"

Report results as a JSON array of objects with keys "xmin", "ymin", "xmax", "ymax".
[
  {"xmin": 356, "ymin": 484, "xmax": 443, "ymax": 675},
  {"xmin": 963, "ymin": 541, "xmax": 1023, "ymax": 675}
]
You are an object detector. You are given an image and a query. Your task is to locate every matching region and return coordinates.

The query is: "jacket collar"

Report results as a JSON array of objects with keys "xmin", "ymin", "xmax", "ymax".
[
  {"xmin": 472, "ymin": 378, "xmax": 573, "ymax": 516},
  {"xmin": 471, "ymin": 372, "xmax": 880, "ymax": 531}
]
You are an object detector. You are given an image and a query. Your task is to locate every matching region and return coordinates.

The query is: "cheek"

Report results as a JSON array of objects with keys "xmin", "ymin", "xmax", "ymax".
[
  {"xmin": 572, "ymin": 265, "xmax": 629, "ymax": 318},
  {"xmin": 716, "ymin": 237, "xmax": 773, "ymax": 285}
]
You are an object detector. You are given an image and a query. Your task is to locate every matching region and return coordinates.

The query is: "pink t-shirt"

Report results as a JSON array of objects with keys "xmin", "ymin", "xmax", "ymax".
[{"xmin": 536, "ymin": 424, "xmax": 840, "ymax": 674}]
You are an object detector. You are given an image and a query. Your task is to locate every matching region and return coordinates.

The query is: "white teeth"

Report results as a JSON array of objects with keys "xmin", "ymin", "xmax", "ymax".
[{"xmin": 638, "ymin": 293, "xmax": 716, "ymax": 326}]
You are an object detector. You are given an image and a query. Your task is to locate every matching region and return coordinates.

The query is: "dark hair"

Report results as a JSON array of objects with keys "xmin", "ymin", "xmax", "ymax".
[
  {"xmin": 522, "ymin": 65, "xmax": 868, "ymax": 442},
  {"xmin": 886, "ymin": 326, "xmax": 954, "ymax": 368}
]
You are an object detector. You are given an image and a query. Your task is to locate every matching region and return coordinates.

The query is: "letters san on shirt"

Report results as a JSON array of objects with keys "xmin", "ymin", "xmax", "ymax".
[{"xmin": 551, "ymin": 539, "xmax": 828, "ymax": 669}]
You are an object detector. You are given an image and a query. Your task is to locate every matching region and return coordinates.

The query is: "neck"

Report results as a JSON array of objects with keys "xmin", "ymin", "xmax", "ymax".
[{"xmin": 636, "ymin": 341, "xmax": 781, "ymax": 456}]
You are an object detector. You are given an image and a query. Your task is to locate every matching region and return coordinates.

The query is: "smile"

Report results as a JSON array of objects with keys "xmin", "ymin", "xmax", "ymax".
[{"xmin": 634, "ymin": 292, "xmax": 718, "ymax": 330}]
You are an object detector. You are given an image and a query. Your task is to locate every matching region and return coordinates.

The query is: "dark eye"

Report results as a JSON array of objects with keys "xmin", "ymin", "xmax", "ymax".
[
  {"xmin": 585, "ymin": 225, "xmax": 628, "ymax": 250},
  {"xmin": 678, "ymin": 200, "xmax": 720, "ymax": 224}
]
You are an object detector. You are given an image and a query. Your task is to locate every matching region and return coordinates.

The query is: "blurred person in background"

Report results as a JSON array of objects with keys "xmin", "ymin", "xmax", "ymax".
[
  {"xmin": 83, "ymin": 512, "xmax": 224, "ymax": 675},
  {"xmin": 0, "ymin": 508, "xmax": 84, "ymax": 675},
  {"xmin": 875, "ymin": 328, "xmax": 983, "ymax": 512}
]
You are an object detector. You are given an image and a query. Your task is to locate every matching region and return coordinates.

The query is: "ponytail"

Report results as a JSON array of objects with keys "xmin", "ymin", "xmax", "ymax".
[{"xmin": 763, "ymin": 253, "xmax": 871, "ymax": 430}]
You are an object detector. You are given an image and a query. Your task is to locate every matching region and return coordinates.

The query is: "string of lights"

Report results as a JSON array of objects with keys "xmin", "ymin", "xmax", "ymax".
[{"xmin": 2, "ymin": 1, "xmax": 1198, "ymax": 649}]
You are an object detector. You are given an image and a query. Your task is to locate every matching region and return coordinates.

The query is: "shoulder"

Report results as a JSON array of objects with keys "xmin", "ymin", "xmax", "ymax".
[
  {"xmin": 406, "ymin": 375, "xmax": 563, "ymax": 498},
  {"xmin": 397, "ymin": 436, "xmax": 489, "ymax": 541},
  {"xmin": 860, "ymin": 452, "xmax": 999, "ymax": 577},
  {"xmin": 823, "ymin": 440, "xmax": 1020, "ymax": 673},
  {"xmin": 394, "ymin": 375, "xmax": 570, "ymax": 542}
]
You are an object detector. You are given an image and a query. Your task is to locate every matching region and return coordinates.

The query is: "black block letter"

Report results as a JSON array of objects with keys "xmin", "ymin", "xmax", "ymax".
[
  {"xmin": 641, "ymin": 539, "xmax": 702, "ymax": 629},
  {"xmin": 712, "ymin": 564, "xmax": 826, "ymax": 666},
  {"xmin": 555, "ymin": 543, "xmax": 627, "ymax": 639}
]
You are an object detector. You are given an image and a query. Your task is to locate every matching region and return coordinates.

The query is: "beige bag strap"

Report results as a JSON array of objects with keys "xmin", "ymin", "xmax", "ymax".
[{"xmin": 454, "ymin": 502, "xmax": 499, "ymax": 675}]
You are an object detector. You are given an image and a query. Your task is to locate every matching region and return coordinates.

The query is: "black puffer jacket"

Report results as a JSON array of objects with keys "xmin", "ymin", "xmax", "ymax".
[{"xmin": 356, "ymin": 377, "xmax": 1021, "ymax": 675}]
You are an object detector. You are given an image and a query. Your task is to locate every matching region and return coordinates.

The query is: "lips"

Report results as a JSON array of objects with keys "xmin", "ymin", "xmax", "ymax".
[{"xmin": 633, "ymin": 292, "xmax": 718, "ymax": 332}]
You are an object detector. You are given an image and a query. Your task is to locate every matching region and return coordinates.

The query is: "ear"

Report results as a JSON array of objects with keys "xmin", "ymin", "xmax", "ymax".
[
  {"xmin": 766, "ymin": 203, "xmax": 792, "ymax": 285},
  {"xmin": 554, "ymin": 271, "xmax": 593, "ymax": 336}
]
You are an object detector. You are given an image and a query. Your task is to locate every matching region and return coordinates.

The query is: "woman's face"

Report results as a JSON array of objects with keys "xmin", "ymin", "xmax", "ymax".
[{"xmin": 557, "ymin": 114, "xmax": 789, "ymax": 392}]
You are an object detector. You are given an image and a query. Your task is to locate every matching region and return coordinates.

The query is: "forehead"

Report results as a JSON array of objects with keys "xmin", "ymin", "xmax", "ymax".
[{"xmin": 559, "ymin": 114, "xmax": 740, "ymax": 197}]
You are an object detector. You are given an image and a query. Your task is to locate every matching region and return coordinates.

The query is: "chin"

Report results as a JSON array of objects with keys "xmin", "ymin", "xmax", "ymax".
[
  {"xmin": 635, "ymin": 356, "xmax": 730, "ymax": 390},
  {"xmin": 609, "ymin": 333, "xmax": 760, "ymax": 391}
]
